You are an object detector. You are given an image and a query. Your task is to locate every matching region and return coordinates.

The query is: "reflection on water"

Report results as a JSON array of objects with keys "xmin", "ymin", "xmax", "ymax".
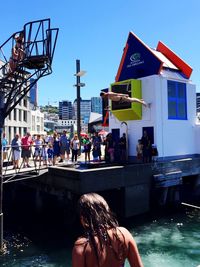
[
  {"xmin": 0, "ymin": 211, "xmax": 200, "ymax": 267},
  {"xmin": 0, "ymin": 231, "xmax": 72, "ymax": 267}
]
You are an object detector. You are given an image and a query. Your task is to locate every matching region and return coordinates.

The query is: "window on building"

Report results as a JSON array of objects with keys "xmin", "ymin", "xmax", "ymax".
[
  {"xmin": 19, "ymin": 110, "xmax": 22, "ymax": 121},
  {"xmin": 23, "ymin": 111, "xmax": 27, "ymax": 122},
  {"xmin": 23, "ymin": 98, "xmax": 27, "ymax": 107},
  {"xmin": 8, "ymin": 112, "xmax": 12, "ymax": 121},
  {"xmin": 8, "ymin": 126, "xmax": 11, "ymax": 144},
  {"xmin": 14, "ymin": 109, "xmax": 17, "ymax": 121},
  {"xmin": 168, "ymin": 80, "xmax": 187, "ymax": 120}
]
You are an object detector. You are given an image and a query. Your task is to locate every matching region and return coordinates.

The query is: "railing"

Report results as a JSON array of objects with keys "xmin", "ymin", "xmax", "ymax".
[
  {"xmin": 0, "ymin": 19, "xmax": 59, "ymax": 117},
  {"xmin": 2, "ymin": 143, "xmax": 50, "ymax": 180}
]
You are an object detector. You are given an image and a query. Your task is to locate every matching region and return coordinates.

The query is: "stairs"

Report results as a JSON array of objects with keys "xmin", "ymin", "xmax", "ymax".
[{"xmin": 0, "ymin": 18, "xmax": 59, "ymax": 117}]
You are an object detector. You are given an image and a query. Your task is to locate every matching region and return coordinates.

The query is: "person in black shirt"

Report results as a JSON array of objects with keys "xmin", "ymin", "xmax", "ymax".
[
  {"xmin": 119, "ymin": 133, "xmax": 127, "ymax": 163},
  {"xmin": 141, "ymin": 131, "xmax": 152, "ymax": 163}
]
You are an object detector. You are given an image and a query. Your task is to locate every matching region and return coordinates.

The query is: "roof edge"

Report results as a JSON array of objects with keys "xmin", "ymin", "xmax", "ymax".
[{"xmin": 157, "ymin": 41, "xmax": 193, "ymax": 79}]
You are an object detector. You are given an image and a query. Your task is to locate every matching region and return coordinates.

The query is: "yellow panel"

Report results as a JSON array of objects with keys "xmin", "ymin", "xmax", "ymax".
[{"xmin": 110, "ymin": 79, "xmax": 142, "ymax": 121}]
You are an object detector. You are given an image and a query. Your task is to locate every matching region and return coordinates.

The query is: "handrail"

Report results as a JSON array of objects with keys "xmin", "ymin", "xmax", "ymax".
[{"xmin": 2, "ymin": 143, "xmax": 50, "ymax": 178}]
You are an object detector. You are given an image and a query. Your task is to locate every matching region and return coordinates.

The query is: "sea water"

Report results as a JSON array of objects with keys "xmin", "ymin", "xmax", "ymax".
[
  {"xmin": 0, "ymin": 211, "xmax": 199, "ymax": 267},
  {"xmin": 131, "ymin": 211, "xmax": 200, "ymax": 267}
]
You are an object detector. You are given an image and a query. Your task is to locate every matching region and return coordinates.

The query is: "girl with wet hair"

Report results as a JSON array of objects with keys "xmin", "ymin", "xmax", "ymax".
[{"xmin": 72, "ymin": 193, "xmax": 143, "ymax": 267}]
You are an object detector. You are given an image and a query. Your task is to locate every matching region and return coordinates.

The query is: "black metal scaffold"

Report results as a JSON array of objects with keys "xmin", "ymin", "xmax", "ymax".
[{"xmin": 0, "ymin": 18, "xmax": 59, "ymax": 251}]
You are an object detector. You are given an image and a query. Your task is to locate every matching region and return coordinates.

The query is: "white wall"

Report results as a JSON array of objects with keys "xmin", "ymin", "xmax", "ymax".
[
  {"xmin": 109, "ymin": 74, "xmax": 197, "ymax": 158},
  {"xmin": 109, "ymin": 75, "xmax": 157, "ymax": 156},
  {"xmin": 195, "ymin": 124, "xmax": 200, "ymax": 154},
  {"xmin": 159, "ymin": 79, "xmax": 196, "ymax": 157}
]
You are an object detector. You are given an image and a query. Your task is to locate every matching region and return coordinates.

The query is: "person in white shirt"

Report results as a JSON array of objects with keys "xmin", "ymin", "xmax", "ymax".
[{"xmin": 70, "ymin": 134, "xmax": 80, "ymax": 162}]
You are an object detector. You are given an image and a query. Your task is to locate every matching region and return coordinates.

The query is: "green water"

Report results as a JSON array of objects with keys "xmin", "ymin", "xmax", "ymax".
[
  {"xmin": 131, "ymin": 212, "xmax": 200, "ymax": 267},
  {"xmin": 0, "ymin": 211, "xmax": 200, "ymax": 267}
]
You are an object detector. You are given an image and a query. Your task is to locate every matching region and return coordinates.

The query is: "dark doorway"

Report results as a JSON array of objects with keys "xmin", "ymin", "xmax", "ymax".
[
  {"xmin": 142, "ymin": 126, "xmax": 154, "ymax": 144},
  {"xmin": 112, "ymin": 128, "xmax": 120, "ymax": 162}
]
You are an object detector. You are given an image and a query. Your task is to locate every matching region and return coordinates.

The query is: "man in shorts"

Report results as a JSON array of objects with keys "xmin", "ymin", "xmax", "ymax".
[
  {"xmin": 21, "ymin": 132, "xmax": 32, "ymax": 168},
  {"xmin": 59, "ymin": 130, "xmax": 71, "ymax": 162}
]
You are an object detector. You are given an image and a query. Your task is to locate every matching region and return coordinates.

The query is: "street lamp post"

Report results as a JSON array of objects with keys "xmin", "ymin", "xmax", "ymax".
[
  {"xmin": 74, "ymin": 60, "xmax": 86, "ymax": 146},
  {"xmin": 76, "ymin": 60, "xmax": 81, "ymax": 143}
]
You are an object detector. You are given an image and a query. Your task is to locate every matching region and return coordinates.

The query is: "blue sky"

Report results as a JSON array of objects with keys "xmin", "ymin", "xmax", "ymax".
[{"xmin": 1, "ymin": 0, "xmax": 200, "ymax": 105}]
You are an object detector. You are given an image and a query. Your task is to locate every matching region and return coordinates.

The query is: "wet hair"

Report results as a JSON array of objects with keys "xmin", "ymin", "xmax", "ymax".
[{"xmin": 78, "ymin": 193, "xmax": 126, "ymax": 265}]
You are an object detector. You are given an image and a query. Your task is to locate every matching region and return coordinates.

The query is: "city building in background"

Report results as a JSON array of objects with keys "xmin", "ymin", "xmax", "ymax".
[
  {"xmin": 30, "ymin": 78, "xmax": 38, "ymax": 107},
  {"xmin": 57, "ymin": 119, "xmax": 83, "ymax": 127},
  {"xmin": 43, "ymin": 111, "xmax": 59, "ymax": 122},
  {"xmin": 91, "ymin": 97, "xmax": 102, "ymax": 114},
  {"xmin": 44, "ymin": 120, "xmax": 58, "ymax": 132},
  {"xmin": 30, "ymin": 108, "xmax": 45, "ymax": 136},
  {"xmin": 1, "ymin": 58, "xmax": 46, "ymax": 142},
  {"xmin": 4, "ymin": 94, "xmax": 31, "ymax": 144},
  {"xmin": 73, "ymin": 99, "xmax": 91, "ymax": 123},
  {"xmin": 59, "ymin": 100, "xmax": 73, "ymax": 120}
]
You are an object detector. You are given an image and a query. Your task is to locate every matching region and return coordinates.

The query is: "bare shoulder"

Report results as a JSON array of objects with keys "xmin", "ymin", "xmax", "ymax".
[
  {"xmin": 73, "ymin": 236, "xmax": 88, "ymax": 256},
  {"xmin": 117, "ymin": 226, "xmax": 132, "ymax": 236},
  {"xmin": 72, "ymin": 237, "xmax": 88, "ymax": 267},
  {"xmin": 74, "ymin": 236, "xmax": 88, "ymax": 246},
  {"xmin": 117, "ymin": 227, "xmax": 136, "ymax": 243}
]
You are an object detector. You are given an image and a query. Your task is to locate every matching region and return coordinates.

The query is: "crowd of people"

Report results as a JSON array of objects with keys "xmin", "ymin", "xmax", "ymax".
[
  {"xmin": 7, "ymin": 130, "xmax": 80, "ymax": 169},
  {"xmin": 2, "ymin": 129, "xmax": 160, "ymax": 168},
  {"xmin": 2, "ymin": 130, "xmax": 128, "ymax": 169}
]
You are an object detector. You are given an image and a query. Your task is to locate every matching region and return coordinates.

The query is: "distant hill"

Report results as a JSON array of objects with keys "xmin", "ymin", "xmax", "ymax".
[{"xmin": 40, "ymin": 105, "xmax": 58, "ymax": 114}]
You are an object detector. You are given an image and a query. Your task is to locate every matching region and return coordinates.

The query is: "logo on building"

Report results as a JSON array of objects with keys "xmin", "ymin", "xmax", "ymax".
[
  {"xmin": 130, "ymin": 53, "xmax": 140, "ymax": 61},
  {"xmin": 127, "ymin": 53, "xmax": 144, "ymax": 68}
]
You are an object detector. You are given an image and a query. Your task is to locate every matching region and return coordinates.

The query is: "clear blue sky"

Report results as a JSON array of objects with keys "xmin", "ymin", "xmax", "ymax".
[{"xmin": 1, "ymin": 0, "xmax": 200, "ymax": 105}]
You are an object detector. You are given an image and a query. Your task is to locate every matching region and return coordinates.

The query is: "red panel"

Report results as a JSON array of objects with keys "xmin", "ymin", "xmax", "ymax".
[
  {"xmin": 157, "ymin": 41, "xmax": 193, "ymax": 79},
  {"xmin": 115, "ymin": 43, "xmax": 129, "ymax": 82},
  {"xmin": 102, "ymin": 111, "xmax": 109, "ymax": 127}
]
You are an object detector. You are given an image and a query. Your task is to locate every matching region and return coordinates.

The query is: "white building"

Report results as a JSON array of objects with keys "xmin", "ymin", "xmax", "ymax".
[
  {"xmin": 4, "ymin": 95, "xmax": 32, "ymax": 143},
  {"xmin": 108, "ymin": 31, "xmax": 198, "ymax": 160},
  {"xmin": 0, "ymin": 59, "xmax": 45, "ymax": 142},
  {"xmin": 30, "ymin": 107, "xmax": 45, "ymax": 136},
  {"xmin": 57, "ymin": 119, "xmax": 84, "ymax": 131},
  {"xmin": 58, "ymin": 119, "xmax": 77, "ymax": 127}
]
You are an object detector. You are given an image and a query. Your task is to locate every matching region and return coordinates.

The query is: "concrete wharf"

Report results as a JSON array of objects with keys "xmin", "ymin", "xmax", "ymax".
[{"xmin": 4, "ymin": 155, "xmax": 200, "ymax": 224}]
